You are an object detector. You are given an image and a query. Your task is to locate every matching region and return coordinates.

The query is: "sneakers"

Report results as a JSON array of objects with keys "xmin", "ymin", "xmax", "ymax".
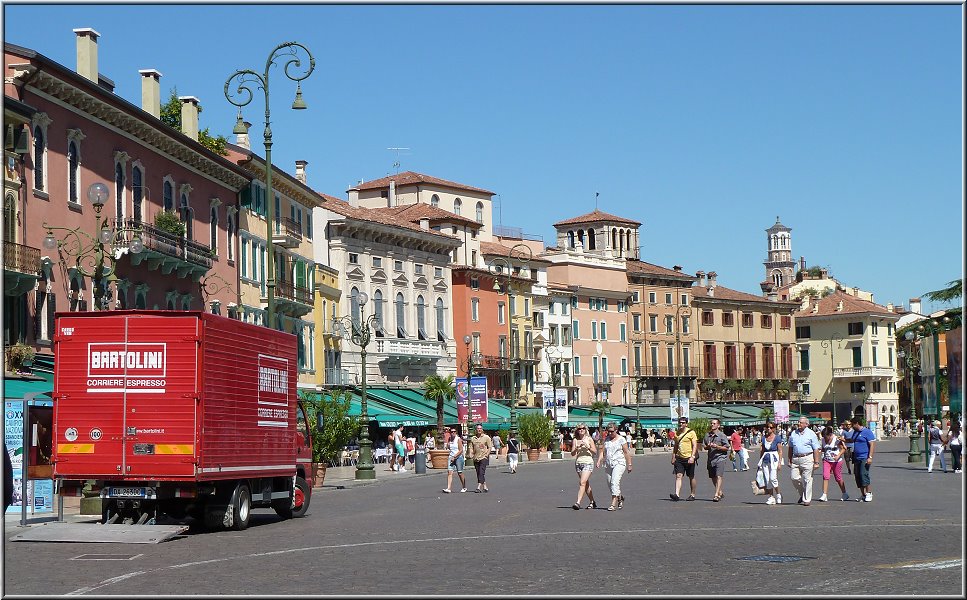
[
  {"xmin": 398, "ymin": 467, "xmax": 407, "ymax": 473},
  {"xmin": 956, "ymin": 470, "xmax": 963, "ymax": 474},
  {"xmin": 669, "ymin": 493, "xmax": 680, "ymax": 502},
  {"xmin": 776, "ymin": 494, "xmax": 782, "ymax": 504},
  {"xmin": 841, "ymin": 492, "xmax": 850, "ymax": 501},
  {"xmin": 766, "ymin": 496, "xmax": 777, "ymax": 505},
  {"xmin": 864, "ymin": 492, "xmax": 873, "ymax": 502},
  {"xmin": 818, "ymin": 493, "xmax": 828, "ymax": 502},
  {"xmin": 460, "ymin": 488, "xmax": 467, "ymax": 493}
]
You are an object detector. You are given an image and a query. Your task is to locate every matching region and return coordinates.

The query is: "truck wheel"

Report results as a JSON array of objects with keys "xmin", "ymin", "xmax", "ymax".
[
  {"xmin": 230, "ymin": 483, "xmax": 251, "ymax": 531},
  {"xmin": 272, "ymin": 476, "xmax": 310, "ymax": 520}
]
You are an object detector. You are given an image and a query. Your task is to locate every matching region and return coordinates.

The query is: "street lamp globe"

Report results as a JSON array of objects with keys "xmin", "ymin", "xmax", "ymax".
[
  {"xmin": 129, "ymin": 236, "xmax": 144, "ymax": 254},
  {"xmin": 357, "ymin": 291, "xmax": 369, "ymax": 306},
  {"xmin": 463, "ymin": 335, "xmax": 471, "ymax": 345},
  {"xmin": 43, "ymin": 233, "xmax": 57, "ymax": 250},
  {"xmin": 99, "ymin": 227, "xmax": 113, "ymax": 244},
  {"xmin": 87, "ymin": 182, "xmax": 109, "ymax": 207}
]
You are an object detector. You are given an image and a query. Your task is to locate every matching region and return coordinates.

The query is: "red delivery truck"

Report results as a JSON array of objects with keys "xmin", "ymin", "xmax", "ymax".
[{"xmin": 51, "ymin": 310, "xmax": 314, "ymax": 530}]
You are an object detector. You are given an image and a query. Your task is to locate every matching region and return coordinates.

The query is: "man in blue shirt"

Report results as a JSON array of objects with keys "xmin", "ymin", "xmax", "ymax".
[
  {"xmin": 849, "ymin": 417, "xmax": 877, "ymax": 502},
  {"xmin": 787, "ymin": 416, "xmax": 822, "ymax": 505}
]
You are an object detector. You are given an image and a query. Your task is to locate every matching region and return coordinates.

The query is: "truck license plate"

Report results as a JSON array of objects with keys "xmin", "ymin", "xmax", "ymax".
[{"xmin": 110, "ymin": 487, "xmax": 146, "ymax": 498}]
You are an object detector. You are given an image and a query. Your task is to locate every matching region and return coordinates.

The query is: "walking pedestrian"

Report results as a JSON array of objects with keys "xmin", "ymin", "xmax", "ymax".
[
  {"xmin": 948, "ymin": 421, "xmax": 963, "ymax": 473},
  {"xmin": 492, "ymin": 432, "xmax": 502, "ymax": 459},
  {"xmin": 393, "ymin": 424, "xmax": 408, "ymax": 473},
  {"xmin": 442, "ymin": 426, "xmax": 467, "ymax": 493},
  {"xmin": 506, "ymin": 431, "xmax": 520, "ymax": 473},
  {"xmin": 669, "ymin": 417, "xmax": 699, "ymax": 502},
  {"xmin": 469, "ymin": 424, "xmax": 493, "ymax": 493},
  {"xmin": 730, "ymin": 426, "xmax": 749, "ymax": 471},
  {"xmin": 840, "ymin": 420, "xmax": 854, "ymax": 475},
  {"xmin": 570, "ymin": 425, "xmax": 598, "ymax": 509},
  {"xmin": 926, "ymin": 419, "xmax": 948, "ymax": 473},
  {"xmin": 758, "ymin": 422, "xmax": 784, "ymax": 505},
  {"xmin": 788, "ymin": 416, "xmax": 821, "ymax": 506},
  {"xmin": 597, "ymin": 423, "xmax": 632, "ymax": 511},
  {"xmin": 387, "ymin": 430, "xmax": 398, "ymax": 471},
  {"xmin": 848, "ymin": 417, "xmax": 876, "ymax": 502},
  {"xmin": 704, "ymin": 418, "xmax": 730, "ymax": 502},
  {"xmin": 818, "ymin": 426, "xmax": 849, "ymax": 501},
  {"xmin": 405, "ymin": 432, "xmax": 417, "ymax": 466}
]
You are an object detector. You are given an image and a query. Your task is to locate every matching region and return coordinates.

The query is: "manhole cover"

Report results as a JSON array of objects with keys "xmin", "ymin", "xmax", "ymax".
[
  {"xmin": 70, "ymin": 554, "xmax": 143, "ymax": 561},
  {"xmin": 737, "ymin": 555, "xmax": 816, "ymax": 563}
]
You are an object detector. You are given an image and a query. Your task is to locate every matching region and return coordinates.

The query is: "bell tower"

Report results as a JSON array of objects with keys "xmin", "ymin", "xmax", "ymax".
[{"xmin": 761, "ymin": 216, "xmax": 796, "ymax": 293}]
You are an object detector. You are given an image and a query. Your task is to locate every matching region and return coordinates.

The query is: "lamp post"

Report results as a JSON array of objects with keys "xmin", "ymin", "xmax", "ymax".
[
  {"xmin": 820, "ymin": 334, "xmax": 844, "ymax": 426},
  {"xmin": 333, "ymin": 291, "xmax": 377, "ymax": 480},
  {"xmin": 462, "ymin": 335, "xmax": 475, "ymax": 443},
  {"xmin": 488, "ymin": 243, "xmax": 534, "ymax": 440},
  {"xmin": 634, "ymin": 378, "xmax": 646, "ymax": 454},
  {"xmin": 225, "ymin": 42, "xmax": 314, "ymax": 330},
  {"xmin": 545, "ymin": 345, "xmax": 564, "ymax": 459},
  {"xmin": 674, "ymin": 303, "xmax": 693, "ymax": 403},
  {"xmin": 899, "ymin": 331, "xmax": 922, "ymax": 462},
  {"xmin": 43, "ymin": 182, "xmax": 144, "ymax": 310}
]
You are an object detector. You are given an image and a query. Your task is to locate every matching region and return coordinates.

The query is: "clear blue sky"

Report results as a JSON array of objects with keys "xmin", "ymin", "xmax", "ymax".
[{"xmin": 5, "ymin": 4, "xmax": 963, "ymax": 312}]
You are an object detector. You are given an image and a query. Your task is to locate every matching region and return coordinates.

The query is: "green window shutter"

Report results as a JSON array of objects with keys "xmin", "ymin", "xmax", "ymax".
[
  {"xmin": 295, "ymin": 261, "xmax": 306, "ymax": 288},
  {"xmin": 239, "ymin": 185, "xmax": 253, "ymax": 208}
]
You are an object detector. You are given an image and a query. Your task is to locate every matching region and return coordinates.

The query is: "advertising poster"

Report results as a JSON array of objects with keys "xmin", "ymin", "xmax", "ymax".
[
  {"xmin": 773, "ymin": 400, "xmax": 790, "ymax": 423},
  {"xmin": 669, "ymin": 396, "xmax": 689, "ymax": 423},
  {"xmin": 920, "ymin": 338, "xmax": 939, "ymax": 415},
  {"xmin": 946, "ymin": 327, "xmax": 962, "ymax": 414},
  {"xmin": 4, "ymin": 400, "xmax": 54, "ymax": 515},
  {"xmin": 455, "ymin": 376, "xmax": 488, "ymax": 424},
  {"xmin": 535, "ymin": 384, "xmax": 568, "ymax": 424}
]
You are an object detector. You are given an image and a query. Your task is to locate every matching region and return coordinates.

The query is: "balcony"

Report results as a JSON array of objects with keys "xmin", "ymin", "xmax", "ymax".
[
  {"xmin": 373, "ymin": 338, "xmax": 444, "ymax": 365},
  {"xmin": 3, "ymin": 241, "xmax": 40, "ymax": 296},
  {"xmin": 274, "ymin": 280, "xmax": 313, "ymax": 317},
  {"xmin": 477, "ymin": 354, "xmax": 510, "ymax": 371},
  {"xmin": 633, "ymin": 366, "xmax": 700, "ymax": 379},
  {"xmin": 593, "ymin": 372, "xmax": 614, "ymax": 389},
  {"xmin": 833, "ymin": 366, "xmax": 895, "ymax": 379},
  {"xmin": 119, "ymin": 219, "xmax": 212, "ymax": 281},
  {"xmin": 272, "ymin": 216, "xmax": 302, "ymax": 248},
  {"xmin": 325, "ymin": 367, "xmax": 354, "ymax": 386}
]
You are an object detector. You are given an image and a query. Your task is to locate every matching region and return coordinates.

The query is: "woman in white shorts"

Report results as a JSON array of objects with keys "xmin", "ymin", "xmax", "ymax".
[
  {"xmin": 442, "ymin": 426, "xmax": 467, "ymax": 493},
  {"xmin": 570, "ymin": 425, "xmax": 598, "ymax": 510}
]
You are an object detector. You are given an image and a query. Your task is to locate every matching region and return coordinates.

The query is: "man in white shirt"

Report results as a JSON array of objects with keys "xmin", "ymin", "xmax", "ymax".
[{"xmin": 787, "ymin": 417, "xmax": 821, "ymax": 505}]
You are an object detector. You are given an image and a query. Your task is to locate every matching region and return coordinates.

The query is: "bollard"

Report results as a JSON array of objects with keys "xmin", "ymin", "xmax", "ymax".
[{"xmin": 414, "ymin": 446, "xmax": 426, "ymax": 474}]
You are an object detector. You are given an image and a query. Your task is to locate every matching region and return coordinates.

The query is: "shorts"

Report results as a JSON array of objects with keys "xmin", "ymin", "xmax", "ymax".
[
  {"xmin": 575, "ymin": 461, "xmax": 594, "ymax": 473},
  {"xmin": 852, "ymin": 459, "xmax": 870, "ymax": 488},
  {"xmin": 447, "ymin": 455, "xmax": 465, "ymax": 473},
  {"xmin": 707, "ymin": 459, "xmax": 726, "ymax": 478},
  {"xmin": 673, "ymin": 457, "xmax": 695, "ymax": 478},
  {"xmin": 396, "ymin": 444, "xmax": 406, "ymax": 456}
]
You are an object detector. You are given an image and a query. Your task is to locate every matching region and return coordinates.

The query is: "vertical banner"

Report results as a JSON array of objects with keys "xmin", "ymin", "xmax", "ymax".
[
  {"xmin": 670, "ymin": 396, "xmax": 690, "ymax": 423},
  {"xmin": 773, "ymin": 400, "xmax": 790, "ymax": 424},
  {"xmin": 946, "ymin": 327, "xmax": 962, "ymax": 415},
  {"xmin": 455, "ymin": 377, "xmax": 488, "ymax": 424},
  {"xmin": 920, "ymin": 338, "xmax": 938, "ymax": 415},
  {"xmin": 536, "ymin": 385, "xmax": 569, "ymax": 424}
]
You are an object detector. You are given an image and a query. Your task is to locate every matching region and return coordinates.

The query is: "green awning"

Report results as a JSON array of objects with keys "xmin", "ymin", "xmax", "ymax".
[
  {"xmin": 372, "ymin": 415, "xmax": 431, "ymax": 428},
  {"xmin": 3, "ymin": 377, "xmax": 53, "ymax": 399}
]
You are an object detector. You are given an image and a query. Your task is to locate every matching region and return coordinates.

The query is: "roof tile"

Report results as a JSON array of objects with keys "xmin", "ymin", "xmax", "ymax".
[
  {"xmin": 348, "ymin": 171, "xmax": 494, "ymax": 195},
  {"xmin": 553, "ymin": 209, "xmax": 641, "ymax": 227}
]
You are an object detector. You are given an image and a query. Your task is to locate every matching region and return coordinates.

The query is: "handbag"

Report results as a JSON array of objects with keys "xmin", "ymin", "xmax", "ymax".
[
  {"xmin": 751, "ymin": 465, "xmax": 768, "ymax": 495},
  {"xmin": 728, "ymin": 448, "xmax": 736, "ymax": 461}
]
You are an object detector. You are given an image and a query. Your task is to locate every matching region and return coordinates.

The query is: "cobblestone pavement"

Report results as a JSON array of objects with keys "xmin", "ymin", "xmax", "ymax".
[{"xmin": 2, "ymin": 438, "xmax": 963, "ymax": 596}]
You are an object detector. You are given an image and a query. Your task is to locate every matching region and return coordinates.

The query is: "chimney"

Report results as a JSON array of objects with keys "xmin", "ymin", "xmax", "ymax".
[
  {"xmin": 708, "ymin": 271, "xmax": 717, "ymax": 289},
  {"xmin": 419, "ymin": 218, "xmax": 429, "ymax": 231},
  {"xmin": 348, "ymin": 189, "xmax": 360, "ymax": 208},
  {"xmin": 887, "ymin": 303, "xmax": 894, "ymax": 313},
  {"xmin": 910, "ymin": 297, "xmax": 922, "ymax": 315},
  {"xmin": 139, "ymin": 69, "xmax": 162, "ymax": 118},
  {"xmin": 767, "ymin": 290, "xmax": 778, "ymax": 302},
  {"xmin": 800, "ymin": 256, "xmax": 806, "ymax": 272},
  {"xmin": 836, "ymin": 300, "xmax": 844, "ymax": 312},
  {"xmin": 73, "ymin": 28, "xmax": 100, "ymax": 82},
  {"xmin": 673, "ymin": 265, "xmax": 682, "ymax": 272},
  {"xmin": 179, "ymin": 96, "xmax": 200, "ymax": 141},
  {"xmin": 388, "ymin": 180, "xmax": 396, "ymax": 207},
  {"xmin": 295, "ymin": 160, "xmax": 308, "ymax": 184},
  {"xmin": 235, "ymin": 121, "xmax": 252, "ymax": 149},
  {"xmin": 695, "ymin": 270, "xmax": 706, "ymax": 287}
]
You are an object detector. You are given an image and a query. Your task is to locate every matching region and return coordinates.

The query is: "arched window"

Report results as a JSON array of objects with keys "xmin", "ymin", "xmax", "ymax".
[
  {"xmin": 115, "ymin": 162, "xmax": 125, "ymax": 222},
  {"xmin": 180, "ymin": 192, "xmax": 193, "ymax": 239},
  {"xmin": 416, "ymin": 295, "xmax": 427, "ymax": 340},
  {"xmin": 430, "ymin": 194, "xmax": 440, "ymax": 208},
  {"xmin": 350, "ymin": 287, "xmax": 361, "ymax": 327},
  {"xmin": 210, "ymin": 205, "xmax": 218, "ymax": 253},
  {"xmin": 587, "ymin": 228, "xmax": 596, "ymax": 250},
  {"xmin": 453, "ymin": 198, "xmax": 462, "ymax": 216},
  {"xmin": 132, "ymin": 166, "xmax": 143, "ymax": 223},
  {"xmin": 773, "ymin": 272, "xmax": 781, "ymax": 287},
  {"xmin": 373, "ymin": 289, "xmax": 385, "ymax": 336},
  {"xmin": 226, "ymin": 211, "xmax": 235, "ymax": 262},
  {"xmin": 475, "ymin": 202, "xmax": 484, "ymax": 224},
  {"xmin": 577, "ymin": 230, "xmax": 584, "ymax": 247},
  {"xmin": 163, "ymin": 180, "xmax": 173, "ymax": 212},
  {"xmin": 33, "ymin": 126, "xmax": 45, "ymax": 191},
  {"xmin": 4, "ymin": 193, "xmax": 16, "ymax": 242},
  {"xmin": 611, "ymin": 228, "xmax": 617, "ymax": 250},
  {"xmin": 567, "ymin": 231, "xmax": 575, "ymax": 248},
  {"xmin": 395, "ymin": 292, "xmax": 406, "ymax": 338},
  {"xmin": 67, "ymin": 141, "xmax": 79, "ymax": 204},
  {"xmin": 436, "ymin": 297, "xmax": 446, "ymax": 341}
]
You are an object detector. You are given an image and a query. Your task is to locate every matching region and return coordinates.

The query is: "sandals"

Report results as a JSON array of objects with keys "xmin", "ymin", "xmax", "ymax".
[
  {"xmin": 607, "ymin": 505, "xmax": 616, "ymax": 511},
  {"xmin": 686, "ymin": 495, "xmax": 696, "ymax": 501},
  {"xmin": 586, "ymin": 501, "xmax": 597, "ymax": 510},
  {"xmin": 572, "ymin": 503, "xmax": 581, "ymax": 510}
]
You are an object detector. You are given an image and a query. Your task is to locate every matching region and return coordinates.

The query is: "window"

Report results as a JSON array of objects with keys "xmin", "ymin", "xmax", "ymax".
[
  {"xmin": 649, "ymin": 314, "xmax": 658, "ymax": 332},
  {"xmin": 32, "ymin": 123, "xmax": 47, "ymax": 192},
  {"xmin": 702, "ymin": 310, "xmax": 714, "ymax": 326},
  {"xmin": 649, "ymin": 292, "xmax": 657, "ymax": 304},
  {"xmin": 632, "ymin": 313, "xmax": 641, "ymax": 331},
  {"xmin": 570, "ymin": 296, "xmax": 578, "ymax": 308},
  {"xmin": 852, "ymin": 346, "xmax": 862, "ymax": 368},
  {"xmin": 800, "ymin": 348, "xmax": 810, "ymax": 371},
  {"xmin": 742, "ymin": 313, "xmax": 754, "ymax": 327},
  {"xmin": 435, "ymin": 266, "xmax": 443, "ymax": 278},
  {"xmin": 573, "ymin": 356, "xmax": 581, "ymax": 375},
  {"xmin": 431, "ymin": 194, "xmax": 440, "ymax": 208},
  {"xmin": 681, "ymin": 294, "xmax": 689, "ymax": 306},
  {"xmin": 761, "ymin": 315, "xmax": 772, "ymax": 329},
  {"xmin": 633, "ymin": 345, "xmax": 642, "ymax": 371},
  {"xmin": 415, "ymin": 264, "xmax": 424, "ymax": 275},
  {"xmin": 306, "ymin": 213, "xmax": 312, "ymax": 239},
  {"xmin": 872, "ymin": 346, "xmax": 878, "ymax": 367},
  {"xmin": 348, "ymin": 253, "xmax": 359, "ymax": 264},
  {"xmin": 227, "ymin": 212, "xmax": 235, "ymax": 262},
  {"xmin": 524, "ymin": 298, "xmax": 530, "ymax": 315},
  {"xmin": 549, "ymin": 324, "xmax": 559, "ymax": 345},
  {"xmin": 591, "ymin": 321, "xmax": 598, "ymax": 340},
  {"xmin": 780, "ymin": 315, "xmax": 791, "ymax": 330},
  {"xmin": 722, "ymin": 312, "xmax": 734, "ymax": 327},
  {"xmin": 600, "ymin": 321, "xmax": 608, "ymax": 340},
  {"xmin": 703, "ymin": 344, "xmax": 717, "ymax": 376},
  {"xmin": 888, "ymin": 348, "xmax": 894, "ymax": 367},
  {"xmin": 665, "ymin": 292, "xmax": 673, "ymax": 304},
  {"xmin": 549, "ymin": 301, "xmax": 556, "ymax": 315},
  {"xmin": 394, "ymin": 260, "xmax": 403, "ymax": 272},
  {"xmin": 163, "ymin": 179, "xmax": 174, "ymax": 212},
  {"xmin": 373, "ymin": 290, "xmax": 385, "ymax": 335},
  {"xmin": 592, "ymin": 357, "xmax": 599, "ymax": 382},
  {"xmin": 453, "ymin": 198, "xmax": 462, "ymax": 216},
  {"xmin": 470, "ymin": 276, "xmax": 480, "ymax": 290},
  {"xmin": 572, "ymin": 320, "xmax": 580, "ymax": 339},
  {"xmin": 665, "ymin": 315, "xmax": 673, "ymax": 334},
  {"xmin": 67, "ymin": 140, "xmax": 79, "ymax": 204},
  {"xmin": 132, "ymin": 165, "xmax": 143, "ymax": 223},
  {"xmin": 796, "ymin": 325, "xmax": 811, "ymax": 339},
  {"xmin": 436, "ymin": 298, "xmax": 447, "ymax": 341},
  {"xmin": 416, "ymin": 295, "xmax": 427, "ymax": 340},
  {"xmin": 209, "ymin": 205, "xmax": 218, "ymax": 253},
  {"xmin": 350, "ymin": 287, "xmax": 361, "ymax": 326},
  {"xmin": 497, "ymin": 302, "xmax": 505, "ymax": 324},
  {"xmin": 850, "ymin": 382, "xmax": 866, "ymax": 394},
  {"xmin": 372, "ymin": 257, "xmax": 382, "ymax": 268},
  {"xmin": 475, "ymin": 201, "xmax": 484, "ymax": 224},
  {"xmin": 666, "ymin": 346, "xmax": 674, "ymax": 372},
  {"xmin": 180, "ymin": 191, "xmax": 193, "ymax": 240},
  {"xmin": 562, "ymin": 302, "xmax": 568, "ymax": 316},
  {"xmin": 871, "ymin": 322, "xmax": 878, "ymax": 335},
  {"xmin": 681, "ymin": 316, "xmax": 689, "ymax": 334},
  {"xmin": 619, "ymin": 323, "xmax": 626, "ymax": 342},
  {"xmin": 561, "ymin": 325, "xmax": 572, "ymax": 345},
  {"xmin": 471, "ymin": 298, "xmax": 480, "ymax": 322},
  {"xmin": 509, "ymin": 294, "xmax": 516, "ymax": 316},
  {"xmin": 848, "ymin": 322, "xmax": 864, "ymax": 336},
  {"xmin": 114, "ymin": 162, "xmax": 125, "ymax": 220},
  {"xmin": 632, "ymin": 291, "xmax": 640, "ymax": 303},
  {"xmin": 395, "ymin": 292, "xmax": 406, "ymax": 338},
  {"xmin": 682, "ymin": 346, "xmax": 691, "ymax": 373}
]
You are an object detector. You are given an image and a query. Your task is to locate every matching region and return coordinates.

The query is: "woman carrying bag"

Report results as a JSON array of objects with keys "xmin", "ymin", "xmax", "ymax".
[{"xmin": 755, "ymin": 422, "xmax": 784, "ymax": 504}]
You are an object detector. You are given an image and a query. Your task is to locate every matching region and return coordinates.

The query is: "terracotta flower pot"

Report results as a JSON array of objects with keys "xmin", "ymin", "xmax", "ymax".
[
  {"xmin": 526, "ymin": 448, "xmax": 541, "ymax": 462},
  {"xmin": 312, "ymin": 462, "xmax": 327, "ymax": 488},
  {"xmin": 429, "ymin": 449, "xmax": 450, "ymax": 469}
]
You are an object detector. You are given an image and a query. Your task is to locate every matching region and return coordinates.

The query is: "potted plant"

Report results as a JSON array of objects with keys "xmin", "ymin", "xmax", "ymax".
[
  {"xmin": 304, "ymin": 390, "xmax": 361, "ymax": 487},
  {"xmin": 760, "ymin": 379, "xmax": 774, "ymax": 400},
  {"xmin": 700, "ymin": 379, "xmax": 717, "ymax": 400},
  {"xmin": 422, "ymin": 374, "xmax": 455, "ymax": 468},
  {"xmin": 775, "ymin": 380, "xmax": 791, "ymax": 399},
  {"xmin": 154, "ymin": 210, "xmax": 186, "ymax": 237},
  {"xmin": 5, "ymin": 343, "xmax": 35, "ymax": 373},
  {"xmin": 518, "ymin": 412, "xmax": 552, "ymax": 462},
  {"xmin": 739, "ymin": 378, "xmax": 757, "ymax": 400}
]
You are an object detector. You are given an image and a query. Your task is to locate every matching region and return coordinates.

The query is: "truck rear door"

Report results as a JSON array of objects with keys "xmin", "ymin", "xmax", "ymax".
[{"xmin": 54, "ymin": 313, "xmax": 199, "ymax": 480}]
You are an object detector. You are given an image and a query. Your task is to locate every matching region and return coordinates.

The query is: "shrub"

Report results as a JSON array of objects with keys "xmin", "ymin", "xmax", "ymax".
[
  {"xmin": 154, "ymin": 210, "xmax": 186, "ymax": 237},
  {"xmin": 517, "ymin": 412, "xmax": 553, "ymax": 450}
]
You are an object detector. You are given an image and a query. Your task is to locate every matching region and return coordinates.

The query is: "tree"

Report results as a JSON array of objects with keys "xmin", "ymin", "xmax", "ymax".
[
  {"xmin": 589, "ymin": 400, "xmax": 611, "ymax": 433},
  {"xmin": 303, "ymin": 390, "xmax": 361, "ymax": 465},
  {"xmin": 160, "ymin": 88, "xmax": 228, "ymax": 156},
  {"xmin": 422, "ymin": 374, "xmax": 455, "ymax": 447},
  {"xmin": 925, "ymin": 279, "xmax": 962, "ymax": 305}
]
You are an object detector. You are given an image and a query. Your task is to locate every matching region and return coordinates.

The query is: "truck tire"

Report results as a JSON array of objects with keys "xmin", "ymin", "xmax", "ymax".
[
  {"xmin": 272, "ymin": 476, "xmax": 310, "ymax": 520},
  {"xmin": 230, "ymin": 483, "xmax": 252, "ymax": 531}
]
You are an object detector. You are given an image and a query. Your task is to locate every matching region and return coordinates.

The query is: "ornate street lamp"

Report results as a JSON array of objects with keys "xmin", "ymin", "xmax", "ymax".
[
  {"xmin": 225, "ymin": 42, "xmax": 315, "ymax": 330},
  {"xmin": 820, "ymin": 333, "xmax": 844, "ymax": 426},
  {"xmin": 462, "ymin": 334, "xmax": 475, "ymax": 444},
  {"xmin": 488, "ymin": 243, "xmax": 534, "ymax": 440},
  {"xmin": 674, "ymin": 303, "xmax": 693, "ymax": 403},
  {"xmin": 332, "ymin": 291, "xmax": 378, "ymax": 480},
  {"xmin": 899, "ymin": 330, "xmax": 922, "ymax": 462},
  {"xmin": 544, "ymin": 345, "xmax": 564, "ymax": 459},
  {"xmin": 43, "ymin": 182, "xmax": 144, "ymax": 310},
  {"xmin": 633, "ymin": 378, "xmax": 647, "ymax": 455}
]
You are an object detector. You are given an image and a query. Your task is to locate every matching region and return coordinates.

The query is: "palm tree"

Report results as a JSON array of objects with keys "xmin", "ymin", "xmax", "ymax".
[
  {"xmin": 925, "ymin": 279, "xmax": 962, "ymax": 305},
  {"xmin": 589, "ymin": 399, "xmax": 611, "ymax": 434},
  {"xmin": 423, "ymin": 374, "xmax": 455, "ymax": 447}
]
